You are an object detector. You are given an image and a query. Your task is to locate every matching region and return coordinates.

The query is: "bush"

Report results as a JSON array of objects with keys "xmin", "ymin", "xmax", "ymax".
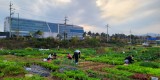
[
  {"xmin": 25, "ymin": 47, "xmax": 33, "ymax": 51},
  {"xmin": 0, "ymin": 72, "xmax": 4, "ymax": 77},
  {"xmin": 96, "ymin": 47, "xmax": 106, "ymax": 54}
]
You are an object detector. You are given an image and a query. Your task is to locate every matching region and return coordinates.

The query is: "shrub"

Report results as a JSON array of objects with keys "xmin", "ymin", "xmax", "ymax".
[
  {"xmin": 25, "ymin": 47, "xmax": 33, "ymax": 51},
  {"xmin": 0, "ymin": 72, "xmax": 4, "ymax": 77},
  {"xmin": 96, "ymin": 47, "xmax": 106, "ymax": 54}
]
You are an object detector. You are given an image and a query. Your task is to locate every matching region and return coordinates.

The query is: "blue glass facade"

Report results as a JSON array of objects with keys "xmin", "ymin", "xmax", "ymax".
[
  {"xmin": 4, "ymin": 17, "xmax": 84, "ymax": 39},
  {"xmin": 58, "ymin": 24, "xmax": 84, "ymax": 39}
]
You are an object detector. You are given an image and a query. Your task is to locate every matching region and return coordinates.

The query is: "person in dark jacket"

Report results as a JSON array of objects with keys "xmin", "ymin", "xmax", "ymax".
[
  {"xmin": 72, "ymin": 50, "xmax": 80, "ymax": 64},
  {"xmin": 124, "ymin": 55, "xmax": 134, "ymax": 64},
  {"xmin": 53, "ymin": 53, "xmax": 57, "ymax": 59}
]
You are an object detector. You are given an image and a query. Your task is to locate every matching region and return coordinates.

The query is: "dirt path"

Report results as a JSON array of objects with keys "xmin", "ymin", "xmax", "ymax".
[
  {"xmin": 78, "ymin": 61, "xmax": 114, "ymax": 71},
  {"xmin": 77, "ymin": 61, "xmax": 114, "ymax": 78}
]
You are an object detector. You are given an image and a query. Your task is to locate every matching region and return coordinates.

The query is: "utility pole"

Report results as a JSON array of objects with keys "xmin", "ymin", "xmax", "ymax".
[
  {"xmin": 9, "ymin": 1, "xmax": 14, "ymax": 38},
  {"xmin": 17, "ymin": 13, "xmax": 19, "ymax": 38},
  {"xmin": 130, "ymin": 30, "xmax": 132, "ymax": 44},
  {"xmin": 106, "ymin": 24, "xmax": 109, "ymax": 42},
  {"xmin": 64, "ymin": 16, "xmax": 68, "ymax": 25},
  {"xmin": 146, "ymin": 33, "xmax": 148, "ymax": 43},
  {"xmin": 64, "ymin": 16, "xmax": 68, "ymax": 40}
]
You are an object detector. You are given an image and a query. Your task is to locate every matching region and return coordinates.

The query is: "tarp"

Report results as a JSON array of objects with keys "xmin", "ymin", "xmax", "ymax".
[{"xmin": 147, "ymin": 38, "xmax": 157, "ymax": 40}]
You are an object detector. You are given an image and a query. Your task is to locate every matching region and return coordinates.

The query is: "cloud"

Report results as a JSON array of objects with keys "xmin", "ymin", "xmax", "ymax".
[
  {"xmin": 133, "ymin": 22, "xmax": 160, "ymax": 34},
  {"xmin": 96, "ymin": 0, "xmax": 160, "ymax": 24},
  {"xmin": 0, "ymin": 0, "xmax": 160, "ymax": 35},
  {"xmin": 96, "ymin": 0, "xmax": 137, "ymax": 23},
  {"xmin": 79, "ymin": 24, "xmax": 105, "ymax": 33}
]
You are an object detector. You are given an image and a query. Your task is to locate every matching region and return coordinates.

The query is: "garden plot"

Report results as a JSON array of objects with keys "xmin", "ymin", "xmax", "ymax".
[{"xmin": 0, "ymin": 47, "xmax": 159, "ymax": 80}]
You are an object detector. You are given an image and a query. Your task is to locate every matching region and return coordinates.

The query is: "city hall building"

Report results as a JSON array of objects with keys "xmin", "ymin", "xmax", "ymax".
[{"xmin": 4, "ymin": 17, "xmax": 84, "ymax": 39}]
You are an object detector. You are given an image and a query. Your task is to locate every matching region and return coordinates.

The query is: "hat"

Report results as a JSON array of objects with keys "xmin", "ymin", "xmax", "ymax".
[{"xmin": 74, "ymin": 50, "xmax": 80, "ymax": 53}]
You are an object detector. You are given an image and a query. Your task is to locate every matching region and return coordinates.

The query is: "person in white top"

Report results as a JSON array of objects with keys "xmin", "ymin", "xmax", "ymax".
[
  {"xmin": 47, "ymin": 53, "xmax": 53, "ymax": 61},
  {"xmin": 72, "ymin": 50, "xmax": 81, "ymax": 64}
]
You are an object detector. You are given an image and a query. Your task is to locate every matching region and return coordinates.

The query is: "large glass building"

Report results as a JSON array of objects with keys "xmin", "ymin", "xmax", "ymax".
[{"xmin": 4, "ymin": 17, "xmax": 84, "ymax": 39}]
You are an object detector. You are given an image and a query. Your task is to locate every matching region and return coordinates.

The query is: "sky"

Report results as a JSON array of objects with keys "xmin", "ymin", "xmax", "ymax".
[{"xmin": 0, "ymin": 0, "xmax": 160, "ymax": 35}]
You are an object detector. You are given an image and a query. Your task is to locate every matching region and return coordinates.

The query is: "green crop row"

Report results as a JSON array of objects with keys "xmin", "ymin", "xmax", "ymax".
[
  {"xmin": 0, "ymin": 60, "xmax": 25, "ymax": 76},
  {"xmin": 3, "ymin": 75, "xmax": 45, "ymax": 80},
  {"xmin": 104, "ymin": 68, "xmax": 134, "ymax": 77},
  {"xmin": 52, "ymin": 70, "xmax": 100, "ymax": 80},
  {"xmin": 86, "ymin": 69, "xmax": 133, "ymax": 80},
  {"xmin": 35, "ymin": 62, "xmax": 59, "ymax": 72},
  {"xmin": 116, "ymin": 64, "xmax": 160, "ymax": 77},
  {"xmin": 139, "ymin": 62, "xmax": 160, "ymax": 68},
  {"xmin": 85, "ymin": 54, "xmax": 124, "ymax": 65}
]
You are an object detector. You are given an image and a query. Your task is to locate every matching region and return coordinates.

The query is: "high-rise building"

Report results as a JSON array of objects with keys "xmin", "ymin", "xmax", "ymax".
[{"xmin": 4, "ymin": 17, "xmax": 84, "ymax": 39}]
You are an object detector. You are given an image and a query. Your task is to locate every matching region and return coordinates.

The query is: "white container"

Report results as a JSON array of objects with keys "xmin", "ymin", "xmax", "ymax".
[
  {"xmin": 151, "ymin": 77, "xmax": 158, "ymax": 80},
  {"xmin": 43, "ymin": 58, "xmax": 47, "ymax": 61},
  {"xmin": 25, "ymin": 68, "xmax": 31, "ymax": 71}
]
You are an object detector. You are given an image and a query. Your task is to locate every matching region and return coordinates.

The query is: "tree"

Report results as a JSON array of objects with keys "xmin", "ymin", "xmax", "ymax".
[
  {"xmin": 85, "ymin": 37, "xmax": 100, "ymax": 47},
  {"xmin": 34, "ymin": 30, "xmax": 43, "ymax": 38},
  {"xmin": 70, "ymin": 37, "xmax": 78, "ymax": 47},
  {"xmin": 87, "ymin": 31, "xmax": 92, "ymax": 36},
  {"xmin": 95, "ymin": 32, "xmax": 100, "ymax": 36},
  {"xmin": 100, "ymin": 32, "xmax": 106, "ymax": 37},
  {"xmin": 83, "ymin": 32, "xmax": 87, "ymax": 37},
  {"xmin": 57, "ymin": 34, "xmax": 62, "ymax": 40}
]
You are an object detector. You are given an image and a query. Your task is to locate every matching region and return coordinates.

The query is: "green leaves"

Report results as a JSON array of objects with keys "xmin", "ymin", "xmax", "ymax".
[
  {"xmin": 0, "ymin": 60, "xmax": 25, "ymax": 76},
  {"xmin": 116, "ymin": 65, "xmax": 160, "ymax": 76},
  {"xmin": 140, "ymin": 62, "xmax": 160, "ymax": 68}
]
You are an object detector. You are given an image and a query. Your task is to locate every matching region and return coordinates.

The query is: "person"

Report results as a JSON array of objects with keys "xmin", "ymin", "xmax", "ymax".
[
  {"xmin": 53, "ymin": 53, "xmax": 57, "ymax": 59},
  {"xmin": 124, "ymin": 55, "xmax": 134, "ymax": 64},
  {"xmin": 67, "ymin": 53, "xmax": 72, "ymax": 60},
  {"xmin": 75, "ymin": 50, "xmax": 81, "ymax": 57},
  {"xmin": 72, "ymin": 50, "xmax": 81, "ymax": 64},
  {"xmin": 47, "ymin": 53, "xmax": 53, "ymax": 62}
]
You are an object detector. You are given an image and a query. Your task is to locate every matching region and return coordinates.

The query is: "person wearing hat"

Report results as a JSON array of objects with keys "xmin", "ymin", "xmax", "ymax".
[{"xmin": 72, "ymin": 50, "xmax": 81, "ymax": 64}]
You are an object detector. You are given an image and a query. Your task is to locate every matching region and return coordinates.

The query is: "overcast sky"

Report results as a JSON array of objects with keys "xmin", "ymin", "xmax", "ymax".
[{"xmin": 0, "ymin": 0, "xmax": 160, "ymax": 35}]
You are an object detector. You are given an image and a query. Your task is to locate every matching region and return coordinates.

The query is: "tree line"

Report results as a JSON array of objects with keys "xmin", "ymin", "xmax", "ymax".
[{"xmin": 0, "ymin": 31, "xmax": 158, "ymax": 49}]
